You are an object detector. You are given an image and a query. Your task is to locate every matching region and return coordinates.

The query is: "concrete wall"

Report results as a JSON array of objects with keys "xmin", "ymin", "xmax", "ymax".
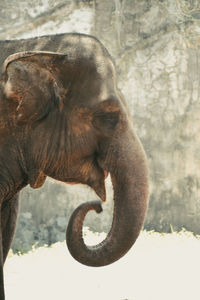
[{"xmin": 92, "ymin": 0, "xmax": 200, "ymax": 233}]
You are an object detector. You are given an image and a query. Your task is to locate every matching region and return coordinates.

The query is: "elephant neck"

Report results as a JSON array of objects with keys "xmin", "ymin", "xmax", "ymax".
[
  {"xmin": 0, "ymin": 143, "xmax": 27, "ymax": 203},
  {"xmin": 0, "ymin": 88, "xmax": 28, "ymax": 201}
]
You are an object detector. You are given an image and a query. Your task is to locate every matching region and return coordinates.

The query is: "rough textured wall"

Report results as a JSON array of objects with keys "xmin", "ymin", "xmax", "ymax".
[
  {"xmin": 0, "ymin": 0, "xmax": 93, "ymax": 39},
  {"xmin": 93, "ymin": 0, "xmax": 200, "ymax": 233}
]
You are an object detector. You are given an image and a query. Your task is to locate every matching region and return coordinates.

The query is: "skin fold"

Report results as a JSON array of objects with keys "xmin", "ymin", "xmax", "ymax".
[{"xmin": 0, "ymin": 33, "xmax": 149, "ymax": 299}]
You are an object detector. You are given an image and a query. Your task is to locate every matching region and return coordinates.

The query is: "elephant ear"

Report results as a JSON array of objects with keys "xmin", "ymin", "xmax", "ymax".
[{"xmin": 3, "ymin": 52, "xmax": 65, "ymax": 124}]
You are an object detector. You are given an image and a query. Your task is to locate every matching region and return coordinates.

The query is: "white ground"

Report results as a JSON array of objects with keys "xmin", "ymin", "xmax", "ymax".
[{"xmin": 4, "ymin": 229, "xmax": 200, "ymax": 300}]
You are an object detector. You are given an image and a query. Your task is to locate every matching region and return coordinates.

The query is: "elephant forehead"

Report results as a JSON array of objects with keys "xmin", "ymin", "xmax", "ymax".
[
  {"xmin": 91, "ymin": 50, "xmax": 114, "ymax": 82},
  {"xmin": 66, "ymin": 35, "xmax": 115, "ymax": 80}
]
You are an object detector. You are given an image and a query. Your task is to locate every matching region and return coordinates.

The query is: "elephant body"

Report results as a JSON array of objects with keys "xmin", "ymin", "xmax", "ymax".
[{"xmin": 0, "ymin": 33, "xmax": 149, "ymax": 299}]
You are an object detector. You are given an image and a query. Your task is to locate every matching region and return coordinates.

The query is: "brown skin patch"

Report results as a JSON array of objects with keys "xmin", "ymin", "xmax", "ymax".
[{"xmin": 70, "ymin": 107, "xmax": 92, "ymax": 136}]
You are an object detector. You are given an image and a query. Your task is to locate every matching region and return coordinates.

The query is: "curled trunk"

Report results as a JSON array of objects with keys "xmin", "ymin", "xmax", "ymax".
[{"xmin": 66, "ymin": 129, "xmax": 149, "ymax": 267}]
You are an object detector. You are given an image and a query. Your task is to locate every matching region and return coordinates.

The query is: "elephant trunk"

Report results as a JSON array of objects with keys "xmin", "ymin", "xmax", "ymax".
[{"xmin": 66, "ymin": 128, "xmax": 149, "ymax": 267}]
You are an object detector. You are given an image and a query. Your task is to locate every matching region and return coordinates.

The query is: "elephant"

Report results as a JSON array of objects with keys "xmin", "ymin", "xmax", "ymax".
[{"xmin": 0, "ymin": 33, "xmax": 149, "ymax": 299}]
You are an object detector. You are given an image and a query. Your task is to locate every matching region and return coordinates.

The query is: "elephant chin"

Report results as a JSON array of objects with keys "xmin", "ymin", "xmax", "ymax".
[{"xmin": 66, "ymin": 131, "xmax": 149, "ymax": 267}]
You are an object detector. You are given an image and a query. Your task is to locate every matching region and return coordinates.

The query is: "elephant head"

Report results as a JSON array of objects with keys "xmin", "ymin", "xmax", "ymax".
[{"xmin": 2, "ymin": 47, "xmax": 149, "ymax": 267}]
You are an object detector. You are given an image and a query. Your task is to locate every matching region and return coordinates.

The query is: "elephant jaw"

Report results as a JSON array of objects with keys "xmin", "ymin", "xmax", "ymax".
[
  {"xmin": 28, "ymin": 163, "xmax": 107, "ymax": 203},
  {"xmin": 63, "ymin": 175, "xmax": 107, "ymax": 203},
  {"xmin": 66, "ymin": 166, "xmax": 107, "ymax": 202}
]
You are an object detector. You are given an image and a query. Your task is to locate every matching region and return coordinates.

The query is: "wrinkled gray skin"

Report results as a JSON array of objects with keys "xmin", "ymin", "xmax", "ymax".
[{"xmin": 0, "ymin": 33, "xmax": 149, "ymax": 299}]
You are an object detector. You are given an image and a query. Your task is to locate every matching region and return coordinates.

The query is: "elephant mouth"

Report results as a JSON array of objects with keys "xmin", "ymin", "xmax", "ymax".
[
  {"xmin": 65, "ymin": 170, "xmax": 108, "ymax": 185},
  {"xmin": 104, "ymin": 170, "xmax": 108, "ymax": 179},
  {"xmin": 53, "ymin": 165, "xmax": 108, "ymax": 203}
]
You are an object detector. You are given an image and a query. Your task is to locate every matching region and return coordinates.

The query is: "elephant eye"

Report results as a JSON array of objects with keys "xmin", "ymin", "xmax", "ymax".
[{"xmin": 92, "ymin": 111, "xmax": 119, "ymax": 132}]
